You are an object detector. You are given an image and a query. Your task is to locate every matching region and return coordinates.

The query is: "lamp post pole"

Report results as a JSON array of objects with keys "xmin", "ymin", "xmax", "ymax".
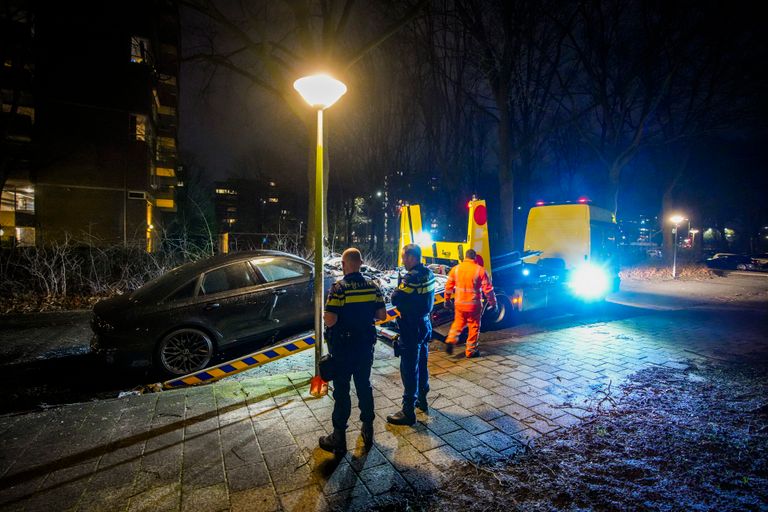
[
  {"xmin": 672, "ymin": 224, "xmax": 679, "ymax": 279},
  {"xmin": 670, "ymin": 214, "xmax": 685, "ymax": 279},
  {"xmin": 313, "ymin": 108, "xmax": 324, "ymax": 378},
  {"xmin": 294, "ymin": 73, "xmax": 347, "ymax": 397}
]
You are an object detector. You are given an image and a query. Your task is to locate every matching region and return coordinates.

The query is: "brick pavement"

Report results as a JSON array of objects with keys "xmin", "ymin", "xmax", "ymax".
[{"xmin": 0, "ymin": 307, "xmax": 765, "ymax": 511}]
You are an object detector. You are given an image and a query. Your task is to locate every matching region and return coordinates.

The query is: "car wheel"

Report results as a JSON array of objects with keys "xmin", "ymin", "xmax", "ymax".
[
  {"xmin": 736, "ymin": 264, "xmax": 747, "ymax": 271},
  {"xmin": 157, "ymin": 328, "xmax": 215, "ymax": 376}
]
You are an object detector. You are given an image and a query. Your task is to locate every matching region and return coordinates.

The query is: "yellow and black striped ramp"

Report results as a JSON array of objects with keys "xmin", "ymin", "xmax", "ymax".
[{"xmin": 161, "ymin": 331, "xmax": 317, "ymax": 390}]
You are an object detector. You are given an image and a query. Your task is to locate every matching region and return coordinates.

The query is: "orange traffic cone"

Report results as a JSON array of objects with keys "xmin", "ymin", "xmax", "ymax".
[{"xmin": 309, "ymin": 374, "xmax": 328, "ymax": 397}]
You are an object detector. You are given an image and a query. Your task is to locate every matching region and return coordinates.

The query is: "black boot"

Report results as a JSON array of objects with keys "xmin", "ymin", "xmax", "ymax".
[
  {"xmin": 386, "ymin": 410, "xmax": 416, "ymax": 426},
  {"xmin": 416, "ymin": 397, "xmax": 429, "ymax": 413},
  {"xmin": 361, "ymin": 422, "xmax": 374, "ymax": 449},
  {"xmin": 318, "ymin": 428, "xmax": 347, "ymax": 456}
]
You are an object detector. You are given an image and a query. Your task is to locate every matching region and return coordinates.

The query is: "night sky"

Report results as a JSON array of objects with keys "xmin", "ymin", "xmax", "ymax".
[{"xmin": 177, "ymin": 1, "xmax": 768, "ymax": 245}]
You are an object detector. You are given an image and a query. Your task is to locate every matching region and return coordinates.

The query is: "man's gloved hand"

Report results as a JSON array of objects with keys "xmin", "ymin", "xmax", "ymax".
[{"xmin": 444, "ymin": 298, "xmax": 454, "ymax": 310}]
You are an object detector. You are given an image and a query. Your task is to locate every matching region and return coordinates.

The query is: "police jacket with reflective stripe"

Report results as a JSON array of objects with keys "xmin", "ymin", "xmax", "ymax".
[
  {"xmin": 325, "ymin": 272, "xmax": 385, "ymax": 338},
  {"xmin": 391, "ymin": 263, "xmax": 435, "ymax": 318}
]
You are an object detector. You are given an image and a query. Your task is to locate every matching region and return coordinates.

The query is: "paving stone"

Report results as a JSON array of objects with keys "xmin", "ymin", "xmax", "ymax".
[
  {"xmin": 358, "ymin": 463, "xmax": 409, "ymax": 496},
  {"xmin": 320, "ymin": 461, "xmax": 360, "ymax": 495},
  {"xmin": 229, "ymin": 485, "xmax": 280, "ymax": 512},
  {"xmin": 522, "ymin": 415, "xmax": 561, "ymax": 435},
  {"xmin": 279, "ymin": 484, "xmax": 328, "ymax": 512},
  {"xmin": 325, "ymin": 479, "xmax": 373, "ymax": 512},
  {"xmin": 462, "ymin": 445, "xmax": 503, "ymax": 464},
  {"xmin": 346, "ymin": 446, "xmax": 389, "ymax": 472},
  {"xmin": 477, "ymin": 430, "xmax": 518, "ymax": 452},
  {"xmin": 404, "ymin": 429, "xmax": 446, "ymax": 452},
  {"xmin": 421, "ymin": 412, "xmax": 461, "ymax": 436},
  {"xmin": 441, "ymin": 429, "xmax": 484, "ymax": 452},
  {"xmin": 455, "ymin": 415, "xmax": 495, "ymax": 435},
  {"xmin": 400, "ymin": 462, "xmax": 445, "ymax": 493},
  {"xmin": 467, "ymin": 403, "xmax": 507, "ymax": 422},
  {"xmin": 181, "ymin": 482, "xmax": 228, "ymax": 512},
  {"xmin": 481, "ymin": 393, "xmax": 514, "ymax": 408},
  {"xmin": 226, "ymin": 461, "xmax": 271, "ymax": 491},
  {"xmin": 127, "ymin": 481, "xmax": 181, "ymax": 512}
]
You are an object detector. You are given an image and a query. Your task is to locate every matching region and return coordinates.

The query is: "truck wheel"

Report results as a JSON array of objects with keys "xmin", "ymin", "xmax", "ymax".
[{"xmin": 483, "ymin": 294, "xmax": 514, "ymax": 330}]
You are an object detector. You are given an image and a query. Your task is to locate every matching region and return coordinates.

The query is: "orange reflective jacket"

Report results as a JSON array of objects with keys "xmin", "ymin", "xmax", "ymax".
[{"xmin": 444, "ymin": 258, "xmax": 496, "ymax": 312}]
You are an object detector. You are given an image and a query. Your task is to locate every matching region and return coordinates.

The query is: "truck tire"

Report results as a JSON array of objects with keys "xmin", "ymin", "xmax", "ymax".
[{"xmin": 482, "ymin": 293, "xmax": 514, "ymax": 330}]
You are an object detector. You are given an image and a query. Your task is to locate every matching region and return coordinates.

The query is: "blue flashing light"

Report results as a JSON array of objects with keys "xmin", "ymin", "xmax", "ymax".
[{"xmin": 569, "ymin": 263, "xmax": 610, "ymax": 300}]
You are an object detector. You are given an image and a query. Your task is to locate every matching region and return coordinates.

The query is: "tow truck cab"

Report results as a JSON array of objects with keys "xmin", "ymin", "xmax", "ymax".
[{"xmin": 505, "ymin": 203, "xmax": 620, "ymax": 316}]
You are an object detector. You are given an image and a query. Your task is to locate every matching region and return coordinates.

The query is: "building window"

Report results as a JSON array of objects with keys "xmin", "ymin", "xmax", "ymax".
[
  {"xmin": 268, "ymin": 197, "xmax": 279, "ymax": 203},
  {"xmin": 16, "ymin": 188, "xmax": 34, "ymax": 212},
  {"xmin": 130, "ymin": 36, "xmax": 151, "ymax": 64},
  {"xmin": 215, "ymin": 188, "xmax": 237, "ymax": 196},
  {"xmin": 130, "ymin": 114, "xmax": 147, "ymax": 141},
  {"xmin": 15, "ymin": 227, "xmax": 35, "ymax": 247}
]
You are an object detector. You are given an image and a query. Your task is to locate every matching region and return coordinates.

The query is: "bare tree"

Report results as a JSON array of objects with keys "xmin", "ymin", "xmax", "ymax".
[{"xmin": 181, "ymin": 0, "xmax": 427, "ymax": 250}]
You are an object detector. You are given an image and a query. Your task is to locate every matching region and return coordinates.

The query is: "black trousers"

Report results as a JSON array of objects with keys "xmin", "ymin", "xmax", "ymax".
[
  {"xmin": 398, "ymin": 315, "xmax": 432, "ymax": 413},
  {"xmin": 330, "ymin": 348, "xmax": 375, "ymax": 430}
]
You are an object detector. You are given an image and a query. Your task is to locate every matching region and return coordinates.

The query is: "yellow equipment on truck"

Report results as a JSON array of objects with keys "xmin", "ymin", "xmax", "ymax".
[{"xmin": 398, "ymin": 199, "xmax": 619, "ymax": 327}]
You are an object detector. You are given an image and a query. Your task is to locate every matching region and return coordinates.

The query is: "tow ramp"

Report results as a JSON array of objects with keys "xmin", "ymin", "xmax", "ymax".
[{"xmin": 138, "ymin": 292, "xmax": 447, "ymax": 393}]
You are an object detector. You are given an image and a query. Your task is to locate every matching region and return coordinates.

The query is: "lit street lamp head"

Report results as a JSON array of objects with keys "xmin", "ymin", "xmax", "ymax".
[
  {"xmin": 293, "ymin": 74, "xmax": 347, "ymax": 109},
  {"xmin": 670, "ymin": 214, "xmax": 685, "ymax": 225}
]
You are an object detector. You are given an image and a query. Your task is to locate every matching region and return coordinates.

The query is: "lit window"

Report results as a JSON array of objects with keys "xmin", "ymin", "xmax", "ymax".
[
  {"xmin": 215, "ymin": 188, "xmax": 237, "ymax": 195},
  {"xmin": 130, "ymin": 36, "xmax": 151, "ymax": 64},
  {"xmin": 130, "ymin": 114, "xmax": 147, "ymax": 141},
  {"xmin": 15, "ymin": 227, "xmax": 35, "ymax": 247},
  {"xmin": 16, "ymin": 189, "xmax": 34, "ymax": 212},
  {"xmin": 269, "ymin": 181, "xmax": 276, "ymax": 187},
  {"xmin": 268, "ymin": 197, "xmax": 279, "ymax": 203}
]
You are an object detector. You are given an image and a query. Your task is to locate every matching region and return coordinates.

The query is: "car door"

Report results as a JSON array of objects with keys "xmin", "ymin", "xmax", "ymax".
[
  {"xmin": 249, "ymin": 256, "xmax": 314, "ymax": 338},
  {"xmin": 197, "ymin": 260, "xmax": 272, "ymax": 347}
]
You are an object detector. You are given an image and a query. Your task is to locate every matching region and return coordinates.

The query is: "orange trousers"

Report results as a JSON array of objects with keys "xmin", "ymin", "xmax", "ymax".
[{"xmin": 446, "ymin": 308, "xmax": 482, "ymax": 356}]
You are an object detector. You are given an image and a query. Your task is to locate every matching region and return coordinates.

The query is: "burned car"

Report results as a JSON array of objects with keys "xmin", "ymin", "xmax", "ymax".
[{"xmin": 91, "ymin": 250, "xmax": 327, "ymax": 376}]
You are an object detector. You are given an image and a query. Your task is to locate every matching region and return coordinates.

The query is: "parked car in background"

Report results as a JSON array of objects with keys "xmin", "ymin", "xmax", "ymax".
[
  {"xmin": 705, "ymin": 253, "xmax": 756, "ymax": 271},
  {"xmin": 91, "ymin": 251, "xmax": 328, "ymax": 376},
  {"xmin": 750, "ymin": 253, "xmax": 768, "ymax": 269},
  {"xmin": 646, "ymin": 247, "xmax": 663, "ymax": 259}
]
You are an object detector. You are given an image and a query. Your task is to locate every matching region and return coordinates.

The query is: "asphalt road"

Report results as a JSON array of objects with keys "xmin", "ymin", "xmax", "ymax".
[{"xmin": 0, "ymin": 272, "xmax": 765, "ymax": 414}]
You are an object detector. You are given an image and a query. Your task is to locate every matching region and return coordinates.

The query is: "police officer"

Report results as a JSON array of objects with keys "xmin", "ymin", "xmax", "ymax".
[
  {"xmin": 319, "ymin": 248, "xmax": 387, "ymax": 455},
  {"xmin": 387, "ymin": 244, "xmax": 436, "ymax": 426}
]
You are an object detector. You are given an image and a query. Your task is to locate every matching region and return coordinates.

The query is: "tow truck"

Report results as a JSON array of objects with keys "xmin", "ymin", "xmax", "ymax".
[{"xmin": 397, "ymin": 197, "xmax": 620, "ymax": 328}]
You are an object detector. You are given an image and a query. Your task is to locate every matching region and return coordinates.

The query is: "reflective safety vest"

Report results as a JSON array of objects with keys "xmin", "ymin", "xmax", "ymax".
[{"xmin": 444, "ymin": 258, "xmax": 496, "ymax": 312}]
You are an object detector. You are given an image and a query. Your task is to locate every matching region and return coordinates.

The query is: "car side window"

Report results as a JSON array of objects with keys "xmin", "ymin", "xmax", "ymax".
[
  {"xmin": 252, "ymin": 257, "xmax": 310, "ymax": 283},
  {"xmin": 200, "ymin": 262, "xmax": 258, "ymax": 295},
  {"xmin": 166, "ymin": 279, "xmax": 198, "ymax": 302}
]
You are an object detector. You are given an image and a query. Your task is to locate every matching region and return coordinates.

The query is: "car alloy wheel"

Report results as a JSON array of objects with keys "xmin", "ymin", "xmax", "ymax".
[
  {"xmin": 736, "ymin": 264, "xmax": 747, "ymax": 271},
  {"xmin": 158, "ymin": 328, "xmax": 214, "ymax": 375}
]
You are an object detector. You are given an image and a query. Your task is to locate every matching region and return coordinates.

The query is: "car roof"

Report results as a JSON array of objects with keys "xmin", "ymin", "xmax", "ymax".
[{"xmin": 131, "ymin": 250, "xmax": 308, "ymax": 302}]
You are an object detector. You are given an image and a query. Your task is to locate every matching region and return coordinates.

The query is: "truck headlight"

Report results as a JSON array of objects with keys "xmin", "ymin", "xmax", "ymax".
[{"xmin": 569, "ymin": 263, "xmax": 610, "ymax": 300}]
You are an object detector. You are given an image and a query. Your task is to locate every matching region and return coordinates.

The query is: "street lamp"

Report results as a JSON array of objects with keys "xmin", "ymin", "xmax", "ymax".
[
  {"xmin": 670, "ymin": 214, "xmax": 685, "ymax": 278},
  {"xmin": 294, "ymin": 73, "xmax": 347, "ymax": 397}
]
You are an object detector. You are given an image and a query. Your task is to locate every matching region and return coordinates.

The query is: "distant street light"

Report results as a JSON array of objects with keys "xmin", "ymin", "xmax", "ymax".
[
  {"xmin": 294, "ymin": 73, "xmax": 347, "ymax": 397},
  {"xmin": 670, "ymin": 214, "xmax": 685, "ymax": 278}
]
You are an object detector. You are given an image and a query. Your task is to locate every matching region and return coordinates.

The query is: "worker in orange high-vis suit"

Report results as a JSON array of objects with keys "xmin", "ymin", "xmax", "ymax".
[{"xmin": 443, "ymin": 249, "xmax": 497, "ymax": 358}]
